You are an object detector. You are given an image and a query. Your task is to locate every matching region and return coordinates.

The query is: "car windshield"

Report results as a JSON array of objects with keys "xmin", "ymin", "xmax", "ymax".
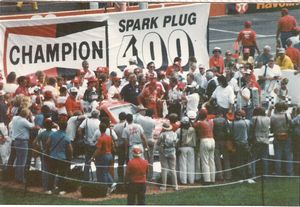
[{"xmin": 109, "ymin": 104, "xmax": 138, "ymax": 122}]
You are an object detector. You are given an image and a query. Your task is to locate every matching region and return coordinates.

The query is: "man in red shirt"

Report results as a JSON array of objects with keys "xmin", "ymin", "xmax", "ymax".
[
  {"xmin": 286, "ymin": 38, "xmax": 300, "ymax": 70},
  {"xmin": 125, "ymin": 145, "xmax": 148, "ymax": 205},
  {"xmin": 65, "ymin": 87, "xmax": 82, "ymax": 117},
  {"xmin": 276, "ymin": 8, "xmax": 298, "ymax": 48},
  {"xmin": 92, "ymin": 123, "xmax": 116, "ymax": 195},
  {"xmin": 236, "ymin": 21, "xmax": 260, "ymax": 57},
  {"xmin": 209, "ymin": 47, "xmax": 225, "ymax": 75}
]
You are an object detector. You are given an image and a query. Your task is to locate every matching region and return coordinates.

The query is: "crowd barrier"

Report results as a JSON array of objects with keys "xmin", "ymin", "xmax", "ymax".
[{"xmin": 2, "ymin": 146, "xmax": 300, "ymax": 188}]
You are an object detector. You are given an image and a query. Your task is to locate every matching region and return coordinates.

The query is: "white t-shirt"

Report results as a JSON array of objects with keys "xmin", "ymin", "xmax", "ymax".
[
  {"xmin": 92, "ymin": 127, "xmax": 118, "ymax": 142},
  {"xmin": 186, "ymin": 93, "xmax": 200, "ymax": 113},
  {"xmin": 56, "ymin": 96, "xmax": 68, "ymax": 115},
  {"xmin": 66, "ymin": 116, "xmax": 82, "ymax": 141},
  {"xmin": 212, "ymin": 85, "xmax": 235, "ymax": 109},
  {"xmin": 108, "ymin": 85, "xmax": 121, "ymax": 100},
  {"xmin": 79, "ymin": 117, "xmax": 100, "ymax": 146},
  {"xmin": 237, "ymin": 87, "xmax": 251, "ymax": 107},
  {"xmin": 3, "ymin": 83, "xmax": 18, "ymax": 94},
  {"xmin": 43, "ymin": 85, "xmax": 58, "ymax": 98}
]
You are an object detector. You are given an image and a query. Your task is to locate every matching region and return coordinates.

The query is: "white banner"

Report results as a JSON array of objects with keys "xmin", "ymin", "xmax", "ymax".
[{"xmin": 0, "ymin": 3, "xmax": 210, "ymax": 77}]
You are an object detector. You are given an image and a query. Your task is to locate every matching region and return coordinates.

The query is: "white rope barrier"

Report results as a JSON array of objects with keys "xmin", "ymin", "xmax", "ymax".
[{"xmin": 263, "ymin": 158, "xmax": 300, "ymax": 164}]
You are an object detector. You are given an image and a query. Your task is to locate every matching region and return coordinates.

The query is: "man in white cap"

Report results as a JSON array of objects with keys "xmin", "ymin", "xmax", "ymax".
[
  {"xmin": 124, "ymin": 56, "xmax": 139, "ymax": 74},
  {"xmin": 176, "ymin": 116, "xmax": 196, "ymax": 184},
  {"xmin": 275, "ymin": 48, "xmax": 294, "ymax": 70},
  {"xmin": 255, "ymin": 45, "xmax": 273, "ymax": 68},
  {"xmin": 157, "ymin": 122, "xmax": 178, "ymax": 191},
  {"xmin": 125, "ymin": 145, "xmax": 148, "ymax": 205},
  {"xmin": 78, "ymin": 109, "xmax": 101, "ymax": 181}
]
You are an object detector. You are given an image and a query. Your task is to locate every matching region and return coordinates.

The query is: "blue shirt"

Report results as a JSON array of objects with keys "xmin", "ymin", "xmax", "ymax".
[
  {"xmin": 36, "ymin": 129, "xmax": 53, "ymax": 152},
  {"xmin": 11, "ymin": 116, "xmax": 34, "ymax": 140},
  {"xmin": 49, "ymin": 130, "xmax": 71, "ymax": 160}
]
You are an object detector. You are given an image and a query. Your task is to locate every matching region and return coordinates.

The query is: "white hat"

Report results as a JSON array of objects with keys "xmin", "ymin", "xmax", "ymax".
[
  {"xmin": 129, "ymin": 56, "xmax": 137, "ymax": 64},
  {"xmin": 181, "ymin": 116, "xmax": 190, "ymax": 124},
  {"xmin": 0, "ymin": 90, "xmax": 6, "ymax": 96},
  {"xmin": 187, "ymin": 111, "xmax": 197, "ymax": 120},
  {"xmin": 198, "ymin": 64, "xmax": 205, "ymax": 69},
  {"xmin": 278, "ymin": 48, "xmax": 286, "ymax": 54},
  {"xmin": 69, "ymin": 87, "xmax": 78, "ymax": 93},
  {"xmin": 213, "ymin": 47, "xmax": 222, "ymax": 53},
  {"xmin": 263, "ymin": 45, "xmax": 271, "ymax": 51}
]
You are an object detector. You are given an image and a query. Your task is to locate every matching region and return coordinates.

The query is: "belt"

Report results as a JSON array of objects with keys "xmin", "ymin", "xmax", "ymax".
[{"xmin": 15, "ymin": 139, "xmax": 29, "ymax": 142}]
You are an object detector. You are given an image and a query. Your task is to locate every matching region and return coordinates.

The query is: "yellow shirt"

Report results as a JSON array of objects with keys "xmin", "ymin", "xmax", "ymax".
[{"xmin": 275, "ymin": 55, "xmax": 294, "ymax": 70}]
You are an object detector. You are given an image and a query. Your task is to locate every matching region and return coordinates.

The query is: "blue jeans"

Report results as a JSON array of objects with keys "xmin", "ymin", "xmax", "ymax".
[
  {"xmin": 15, "ymin": 139, "xmax": 29, "ymax": 183},
  {"xmin": 95, "ymin": 153, "xmax": 113, "ymax": 186},
  {"xmin": 251, "ymin": 142, "xmax": 269, "ymax": 176},
  {"xmin": 274, "ymin": 137, "xmax": 294, "ymax": 176},
  {"xmin": 41, "ymin": 154, "xmax": 49, "ymax": 190},
  {"xmin": 83, "ymin": 144, "xmax": 97, "ymax": 181}
]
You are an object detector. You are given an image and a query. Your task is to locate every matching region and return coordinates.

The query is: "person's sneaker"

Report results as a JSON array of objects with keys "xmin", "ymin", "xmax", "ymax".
[
  {"xmin": 247, "ymin": 179, "xmax": 256, "ymax": 184},
  {"xmin": 173, "ymin": 187, "xmax": 179, "ymax": 191},
  {"xmin": 45, "ymin": 190, "xmax": 52, "ymax": 195},
  {"xmin": 110, "ymin": 183, "xmax": 117, "ymax": 193},
  {"xmin": 59, "ymin": 191, "xmax": 66, "ymax": 195}
]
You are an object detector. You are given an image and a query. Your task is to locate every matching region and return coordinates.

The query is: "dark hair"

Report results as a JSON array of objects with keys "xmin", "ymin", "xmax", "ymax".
[
  {"xmin": 147, "ymin": 61, "xmax": 155, "ymax": 69},
  {"xmin": 47, "ymin": 77, "xmax": 57, "ymax": 86},
  {"xmin": 119, "ymin": 112, "xmax": 127, "ymax": 121},
  {"xmin": 6, "ymin": 72, "xmax": 16, "ymax": 83},
  {"xmin": 168, "ymin": 113, "xmax": 178, "ymax": 123},
  {"xmin": 101, "ymin": 116, "xmax": 110, "ymax": 126},
  {"xmin": 100, "ymin": 123, "xmax": 107, "ymax": 133},
  {"xmin": 252, "ymin": 106, "xmax": 266, "ymax": 116},
  {"xmin": 59, "ymin": 86, "xmax": 67, "ymax": 94},
  {"xmin": 126, "ymin": 114, "xmax": 133, "ymax": 123},
  {"xmin": 275, "ymin": 102, "xmax": 288, "ymax": 112},
  {"xmin": 17, "ymin": 76, "xmax": 27, "ymax": 85},
  {"xmin": 217, "ymin": 75, "xmax": 228, "ymax": 88},
  {"xmin": 58, "ymin": 119, "xmax": 67, "ymax": 130},
  {"xmin": 173, "ymin": 57, "xmax": 181, "ymax": 63}
]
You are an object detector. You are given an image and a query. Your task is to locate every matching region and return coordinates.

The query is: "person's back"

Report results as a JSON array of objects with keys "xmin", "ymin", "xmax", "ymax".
[
  {"xmin": 271, "ymin": 112, "xmax": 290, "ymax": 135},
  {"xmin": 49, "ymin": 130, "xmax": 71, "ymax": 160},
  {"xmin": 232, "ymin": 118, "xmax": 250, "ymax": 144},
  {"xmin": 126, "ymin": 157, "xmax": 148, "ymax": 183}
]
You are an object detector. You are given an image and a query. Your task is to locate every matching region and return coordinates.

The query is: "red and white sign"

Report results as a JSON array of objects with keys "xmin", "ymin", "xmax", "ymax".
[
  {"xmin": 0, "ymin": 4, "xmax": 210, "ymax": 77},
  {"xmin": 235, "ymin": 3, "xmax": 249, "ymax": 14}
]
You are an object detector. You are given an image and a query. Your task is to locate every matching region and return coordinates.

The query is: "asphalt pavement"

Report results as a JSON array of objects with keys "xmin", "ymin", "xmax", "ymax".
[{"xmin": 208, "ymin": 9, "xmax": 300, "ymax": 56}]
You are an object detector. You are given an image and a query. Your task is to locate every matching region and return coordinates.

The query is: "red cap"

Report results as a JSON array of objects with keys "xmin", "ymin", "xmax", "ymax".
[
  {"xmin": 80, "ymin": 69, "xmax": 85, "ymax": 75},
  {"xmin": 97, "ymin": 67, "xmax": 109, "ymax": 74},
  {"xmin": 72, "ymin": 77, "xmax": 80, "ymax": 84},
  {"xmin": 244, "ymin": 21, "xmax": 252, "ymax": 27},
  {"xmin": 177, "ymin": 82, "xmax": 186, "ymax": 90},
  {"xmin": 88, "ymin": 77, "xmax": 98, "ymax": 83},
  {"xmin": 132, "ymin": 146, "xmax": 142, "ymax": 157},
  {"xmin": 44, "ymin": 91, "xmax": 53, "ymax": 99},
  {"xmin": 226, "ymin": 112, "xmax": 235, "ymax": 121}
]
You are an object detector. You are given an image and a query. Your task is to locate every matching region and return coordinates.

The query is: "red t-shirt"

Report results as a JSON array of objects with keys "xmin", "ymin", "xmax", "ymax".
[
  {"xmin": 209, "ymin": 56, "xmax": 225, "ymax": 74},
  {"xmin": 96, "ymin": 134, "xmax": 113, "ymax": 155},
  {"xmin": 65, "ymin": 96, "xmax": 82, "ymax": 115},
  {"xmin": 15, "ymin": 86, "xmax": 29, "ymax": 96},
  {"xmin": 237, "ymin": 28, "xmax": 257, "ymax": 47},
  {"xmin": 194, "ymin": 120, "xmax": 214, "ymax": 139},
  {"xmin": 126, "ymin": 157, "xmax": 148, "ymax": 183},
  {"xmin": 286, "ymin": 47, "xmax": 300, "ymax": 67},
  {"xmin": 278, "ymin": 15, "xmax": 297, "ymax": 32}
]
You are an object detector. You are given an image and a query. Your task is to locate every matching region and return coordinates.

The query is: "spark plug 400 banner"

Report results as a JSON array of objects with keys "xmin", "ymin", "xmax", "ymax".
[{"xmin": 0, "ymin": 3, "xmax": 210, "ymax": 77}]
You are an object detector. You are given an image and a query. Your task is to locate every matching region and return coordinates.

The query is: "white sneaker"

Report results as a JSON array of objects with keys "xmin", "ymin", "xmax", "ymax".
[
  {"xmin": 247, "ymin": 179, "xmax": 256, "ymax": 184},
  {"xmin": 59, "ymin": 191, "xmax": 66, "ymax": 195},
  {"xmin": 110, "ymin": 183, "xmax": 117, "ymax": 193},
  {"xmin": 45, "ymin": 190, "xmax": 52, "ymax": 195}
]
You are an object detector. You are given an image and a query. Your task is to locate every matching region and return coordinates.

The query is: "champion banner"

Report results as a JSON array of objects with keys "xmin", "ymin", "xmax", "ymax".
[{"xmin": 0, "ymin": 3, "xmax": 210, "ymax": 77}]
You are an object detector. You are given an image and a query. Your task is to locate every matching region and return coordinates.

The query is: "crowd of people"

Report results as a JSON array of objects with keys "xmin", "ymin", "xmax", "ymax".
[{"xmin": 0, "ymin": 7, "xmax": 299, "ymax": 205}]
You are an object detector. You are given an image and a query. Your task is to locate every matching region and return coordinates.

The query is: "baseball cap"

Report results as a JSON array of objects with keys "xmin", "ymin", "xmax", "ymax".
[
  {"xmin": 278, "ymin": 48, "xmax": 286, "ymax": 54},
  {"xmin": 213, "ymin": 47, "xmax": 222, "ymax": 53},
  {"xmin": 187, "ymin": 111, "xmax": 197, "ymax": 120},
  {"xmin": 70, "ymin": 87, "xmax": 78, "ymax": 93},
  {"xmin": 132, "ymin": 145, "xmax": 143, "ymax": 157}
]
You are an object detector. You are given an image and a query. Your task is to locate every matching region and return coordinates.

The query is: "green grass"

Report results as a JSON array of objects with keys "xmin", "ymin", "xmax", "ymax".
[{"xmin": 1, "ymin": 177, "xmax": 299, "ymax": 205}]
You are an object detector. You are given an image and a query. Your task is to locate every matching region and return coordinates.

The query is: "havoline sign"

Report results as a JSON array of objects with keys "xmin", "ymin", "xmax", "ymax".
[{"xmin": 228, "ymin": 3, "xmax": 300, "ymax": 15}]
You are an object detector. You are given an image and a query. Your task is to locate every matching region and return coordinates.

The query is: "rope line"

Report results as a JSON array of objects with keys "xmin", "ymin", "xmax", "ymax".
[{"xmin": 12, "ymin": 146, "xmax": 262, "ymax": 175}]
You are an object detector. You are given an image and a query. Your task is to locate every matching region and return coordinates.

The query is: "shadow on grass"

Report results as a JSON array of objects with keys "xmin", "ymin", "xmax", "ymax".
[{"xmin": 1, "ymin": 177, "xmax": 299, "ymax": 205}]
